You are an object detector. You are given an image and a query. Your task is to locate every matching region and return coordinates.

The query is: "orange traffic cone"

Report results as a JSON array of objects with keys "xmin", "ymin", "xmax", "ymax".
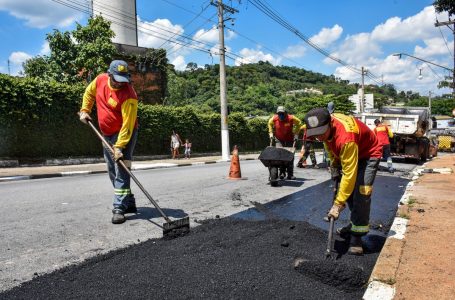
[{"xmin": 228, "ymin": 145, "xmax": 242, "ymax": 180}]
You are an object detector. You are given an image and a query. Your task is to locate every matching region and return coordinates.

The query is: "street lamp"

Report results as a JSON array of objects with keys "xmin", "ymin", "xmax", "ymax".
[
  {"xmin": 392, "ymin": 53, "xmax": 453, "ymax": 72},
  {"xmin": 393, "ymin": 52, "xmax": 455, "ymax": 97}
]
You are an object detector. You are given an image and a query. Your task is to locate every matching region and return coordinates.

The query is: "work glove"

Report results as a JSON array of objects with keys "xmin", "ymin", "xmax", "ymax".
[
  {"xmin": 113, "ymin": 147, "xmax": 123, "ymax": 161},
  {"xmin": 330, "ymin": 166, "xmax": 341, "ymax": 182},
  {"xmin": 269, "ymin": 132, "xmax": 274, "ymax": 144},
  {"xmin": 327, "ymin": 203, "xmax": 345, "ymax": 220},
  {"xmin": 79, "ymin": 111, "xmax": 92, "ymax": 124}
]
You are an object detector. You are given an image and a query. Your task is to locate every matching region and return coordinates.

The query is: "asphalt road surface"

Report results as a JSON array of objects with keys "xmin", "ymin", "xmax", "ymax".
[{"xmin": 0, "ymin": 157, "xmax": 416, "ymax": 298}]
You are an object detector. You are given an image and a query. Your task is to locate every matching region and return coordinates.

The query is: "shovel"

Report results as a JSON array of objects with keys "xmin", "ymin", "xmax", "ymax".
[
  {"xmin": 325, "ymin": 179, "xmax": 339, "ymax": 260},
  {"xmin": 86, "ymin": 119, "xmax": 190, "ymax": 237}
]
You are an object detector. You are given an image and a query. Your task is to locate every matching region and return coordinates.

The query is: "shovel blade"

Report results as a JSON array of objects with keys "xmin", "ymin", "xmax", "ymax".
[{"xmin": 163, "ymin": 216, "xmax": 190, "ymax": 238}]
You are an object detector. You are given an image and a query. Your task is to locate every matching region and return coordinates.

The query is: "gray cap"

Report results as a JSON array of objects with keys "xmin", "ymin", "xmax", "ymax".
[
  {"xmin": 304, "ymin": 108, "xmax": 331, "ymax": 137},
  {"xmin": 276, "ymin": 106, "xmax": 286, "ymax": 113},
  {"xmin": 108, "ymin": 60, "xmax": 131, "ymax": 83}
]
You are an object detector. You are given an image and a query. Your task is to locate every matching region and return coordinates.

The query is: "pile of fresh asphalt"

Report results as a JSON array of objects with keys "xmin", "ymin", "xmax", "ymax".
[{"xmin": 0, "ymin": 218, "xmax": 380, "ymax": 299}]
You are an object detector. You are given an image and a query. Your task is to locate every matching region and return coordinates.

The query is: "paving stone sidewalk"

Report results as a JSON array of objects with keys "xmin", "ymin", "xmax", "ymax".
[{"xmin": 365, "ymin": 153, "xmax": 455, "ymax": 300}]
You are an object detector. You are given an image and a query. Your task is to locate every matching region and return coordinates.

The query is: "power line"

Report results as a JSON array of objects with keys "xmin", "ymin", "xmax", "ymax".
[
  {"xmin": 53, "ymin": 0, "xmax": 253, "ymax": 65},
  {"xmin": 247, "ymin": 0, "xmax": 389, "ymax": 86}
]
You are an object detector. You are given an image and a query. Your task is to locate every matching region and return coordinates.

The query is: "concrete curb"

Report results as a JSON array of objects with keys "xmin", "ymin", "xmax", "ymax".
[
  {"xmin": 363, "ymin": 163, "xmax": 427, "ymax": 300},
  {"xmin": 0, "ymin": 158, "xmax": 256, "ymax": 183}
]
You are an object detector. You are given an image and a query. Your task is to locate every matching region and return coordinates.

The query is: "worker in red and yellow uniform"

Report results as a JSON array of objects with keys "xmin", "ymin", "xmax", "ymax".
[
  {"xmin": 79, "ymin": 60, "xmax": 139, "ymax": 225},
  {"xmin": 268, "ymin": 106, "xmax": 301, "ymax": 179},
  {"xmin": 303, "ymin": 108, "xmax": 382, "ymax": 255},
  {"xmin": 374, "ymin": 119, "xmax": 394, "ymax": 172}
]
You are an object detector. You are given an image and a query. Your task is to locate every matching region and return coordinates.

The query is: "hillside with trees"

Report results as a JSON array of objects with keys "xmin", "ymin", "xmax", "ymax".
[{"xmin": 166, "ymin": 61, "xmax": 454, "ymax": 117}]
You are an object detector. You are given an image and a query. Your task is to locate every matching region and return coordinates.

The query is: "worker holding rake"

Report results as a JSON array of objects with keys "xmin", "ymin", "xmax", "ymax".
[
  {"xmin": 79, "ymin": 60, "xmax": 139, "ymax": 225},
  {"xmin": 303, "ymin": 108, "xmax": 382, "ymax": 255}
]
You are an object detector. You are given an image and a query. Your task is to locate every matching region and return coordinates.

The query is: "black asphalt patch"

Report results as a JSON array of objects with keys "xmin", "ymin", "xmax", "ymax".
[{"xmin": 0, "ymin": 218, "xmax": 378, "ymax": 300}]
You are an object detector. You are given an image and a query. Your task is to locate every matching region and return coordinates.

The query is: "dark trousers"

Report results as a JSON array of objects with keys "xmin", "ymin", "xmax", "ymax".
[
  {"xmin": 382, "ymin": 144, "xmax": 391, "ymax": 161},
  {"xmin": 302, "ymin": 141, "xmax": 317, "ymax": 166},
  {"xmin": 346, "ymin": 158, "xmax": 380, "ymax": 236},
  {"xmin": 275, "ymin": 139, "xmax": 295, "ymax": 177}
]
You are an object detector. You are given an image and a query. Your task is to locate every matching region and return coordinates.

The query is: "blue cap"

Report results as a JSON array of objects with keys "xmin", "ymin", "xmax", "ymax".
[{"xmin": 108, "ymin": 60, "xmax": 130, "ymax": 83}]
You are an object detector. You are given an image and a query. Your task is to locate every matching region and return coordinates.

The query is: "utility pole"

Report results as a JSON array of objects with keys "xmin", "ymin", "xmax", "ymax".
[
  {"xmin": 7, "ymin": 59, "xmax": 10, "ymax": 76},
  {"xmin": 435, "ymin": 19, "xmax": 455, "ymax": 98},
  {"xmin": 429, "ymin": 91, "xmax": 432, "ymax": 117},
  {"xmin": 211, "ymin": 0, "xmax": 238, "ymax": 161},
  {"xmin": 359, "ymin": 66, "xmax": 366, "ymax": 113}
]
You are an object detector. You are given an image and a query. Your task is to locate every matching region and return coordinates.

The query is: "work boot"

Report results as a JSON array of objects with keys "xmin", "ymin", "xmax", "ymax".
[
  {"xmin": 124, "ymin": 194, "xmax": 137, "ymax": 214},
  {"xmin": 348, "ymin": 235, "xmax": 364, "ymax": 256},
  {"xmin": 112, "ymin": 208, "xmax": 126, "ymax": 224},
  {"xmin": 336, "ymin": 225, "xmax": 351, "ymax": 239},
  {"xmin": 312, "ymin": 164, "xmax": 320, "ymax": 169},
  {"xmin": 287, "ymin": 175, "xmax": 296, "ymax": 180},
  {"xmin": 124, "ymin": 203, "xmax": 137, "ymax": 214}
]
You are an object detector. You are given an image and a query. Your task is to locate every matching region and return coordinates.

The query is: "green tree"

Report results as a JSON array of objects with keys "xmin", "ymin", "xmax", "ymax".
[
  {"xmin": 23, "ymin": 15, "xmax": 116, "ymax": 83},
  {"xmin": 433, "ymin": 0, "xmax": 455, "ymax": 16}
]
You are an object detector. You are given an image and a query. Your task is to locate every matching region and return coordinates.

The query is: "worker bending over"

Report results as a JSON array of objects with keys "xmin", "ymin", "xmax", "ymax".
[
  {"xmin": 268, "ymin": 106, "xmax": 301, "ymax": 180},
  {"xmin": 303, "ymin": 108, "xmax": 382, "ymax": 255}
]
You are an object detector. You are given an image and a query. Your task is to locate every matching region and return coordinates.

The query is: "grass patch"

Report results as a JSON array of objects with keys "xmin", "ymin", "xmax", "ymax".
[
  {"xmin": 398, "ymin": 212, "xmax": 410, "ymax": 219},
  {"xmin": 380, "ymin": 277, "xmax": 396, "ymax": 285}
]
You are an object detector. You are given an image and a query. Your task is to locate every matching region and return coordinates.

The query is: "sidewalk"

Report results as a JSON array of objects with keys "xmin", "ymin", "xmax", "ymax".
[
  {"xmin": 365, "ymin": 153, "xmax": 455, "ymax": 300},
  {"xmin": 0, "ymin": 153, "xmax": 260, "ymax": 182}
]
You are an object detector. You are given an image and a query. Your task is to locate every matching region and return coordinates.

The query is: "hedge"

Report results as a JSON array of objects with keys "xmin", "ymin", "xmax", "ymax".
[{"xmin": 0, "ymin": 74, "xmax": 269, "ymax": 159}]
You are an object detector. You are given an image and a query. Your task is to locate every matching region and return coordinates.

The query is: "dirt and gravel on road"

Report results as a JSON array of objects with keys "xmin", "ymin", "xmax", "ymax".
[{"xmin": 392, "ymin": 154, "xmax": 455, "ymax": 300}]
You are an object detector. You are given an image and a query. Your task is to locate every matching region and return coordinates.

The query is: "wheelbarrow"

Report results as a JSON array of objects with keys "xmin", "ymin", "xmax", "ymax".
[{"xmin": 258, "ymin": 144, "xmax": 295, "ymax": 187}]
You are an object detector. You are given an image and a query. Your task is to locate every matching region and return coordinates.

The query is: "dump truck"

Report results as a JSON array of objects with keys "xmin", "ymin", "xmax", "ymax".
[{"xmin": 357, "ymin": 107, "xmax": 432, "ymax": 161}]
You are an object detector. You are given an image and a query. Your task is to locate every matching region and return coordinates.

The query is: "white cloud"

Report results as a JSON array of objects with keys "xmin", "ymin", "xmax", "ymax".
[
  {"xmin": 0, "ymin": 0, "xmax": 83, "ymax": 28},
  {"xmin": 309, "ymin": 24, "xmax": 343, "ymax": 48},
  {"xmin": 39, "ymin": 42, "xmax": 50, "ymax": 56},
  {"xmin": 326, "ymin": 32, "xmax": 381, "ymax": 66},
  {"xmin": 235, "ymin": 48, "xmax": 281, "ymax": 66},
  {"xmin": 138, "ymin": 18, "xmax": 184, "ymax": 49},
  {"xmin": 283, "ymin": 43, "xmax": 307, "ymax": 58},
  {"xmin": 371, "ymin": 6, "xmax": 441, "ymax": 42},
  {"xmin": 171, "ymin": 55, "xmax": 186, "ymax": 71},
  {"xmin": 193, "ymin": 26, "xmax": 235, "ymax": 44},
  {"xmin": 414, "ymin": 37, "xmax": 453, "ymax": 59},
  {"xmin": 8, "ymin": 51, "xmax": 32, "ymax": 75},
  {"xmin": 9, "ymin": 51, "xmax": 31, "ymax": 64}
]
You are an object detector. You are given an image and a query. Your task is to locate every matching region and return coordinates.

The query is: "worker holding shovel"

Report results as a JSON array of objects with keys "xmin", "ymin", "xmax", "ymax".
[
  {"xmin": 79, "ymin": 60, "xmax": 139, "ymax": 225},
  {"xmin": 303, "ymin": 108, "xmax": 382, "ymax": 255}
]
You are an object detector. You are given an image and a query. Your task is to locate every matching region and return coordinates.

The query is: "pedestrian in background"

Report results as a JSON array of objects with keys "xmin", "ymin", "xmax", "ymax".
[
  {"xmin": 171, "ymin": 130, "xmax": 183, "ymax": 159},
  {"xmin": 184, "ymin": 139, "xmax": 192, "ymax": 159},
  {"xmin": 304, "ymin": 108, "xmax": 382, "ymax": 255},
  {"xmin": 373, "ymin": 119, "xmax": 394, "ymax": 172},
  {"xmin": 79, "ymin": 60, "xmax": 138, "ymax": 225}
]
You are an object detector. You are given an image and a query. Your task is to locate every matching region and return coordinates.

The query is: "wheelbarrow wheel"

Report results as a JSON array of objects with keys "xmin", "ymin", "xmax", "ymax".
[{"xmin": 269, "ymin": 166, "xmax": 279, "ymax": 187}]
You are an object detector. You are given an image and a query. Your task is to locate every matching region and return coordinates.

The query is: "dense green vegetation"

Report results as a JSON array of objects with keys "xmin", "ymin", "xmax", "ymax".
[{"xmin": 165, "ymin": 61, "xmax": 454, "ymax": 116}]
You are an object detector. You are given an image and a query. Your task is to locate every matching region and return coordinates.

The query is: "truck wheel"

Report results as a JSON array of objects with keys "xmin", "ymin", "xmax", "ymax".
[{"xmin": 269, "ymin": 166, "xmax": 278, "ymax": 187}]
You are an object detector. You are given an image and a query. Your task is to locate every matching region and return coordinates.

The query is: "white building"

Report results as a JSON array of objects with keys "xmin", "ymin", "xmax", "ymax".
[{"xmin": 349, "ymin": 89, "xmax": 374, "ymax": 113}]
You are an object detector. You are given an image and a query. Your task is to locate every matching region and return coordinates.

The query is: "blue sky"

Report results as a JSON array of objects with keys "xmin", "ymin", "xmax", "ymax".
[{"xmin": 0, "ymin": 0, "xmax": 453, "ymax": 96}]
